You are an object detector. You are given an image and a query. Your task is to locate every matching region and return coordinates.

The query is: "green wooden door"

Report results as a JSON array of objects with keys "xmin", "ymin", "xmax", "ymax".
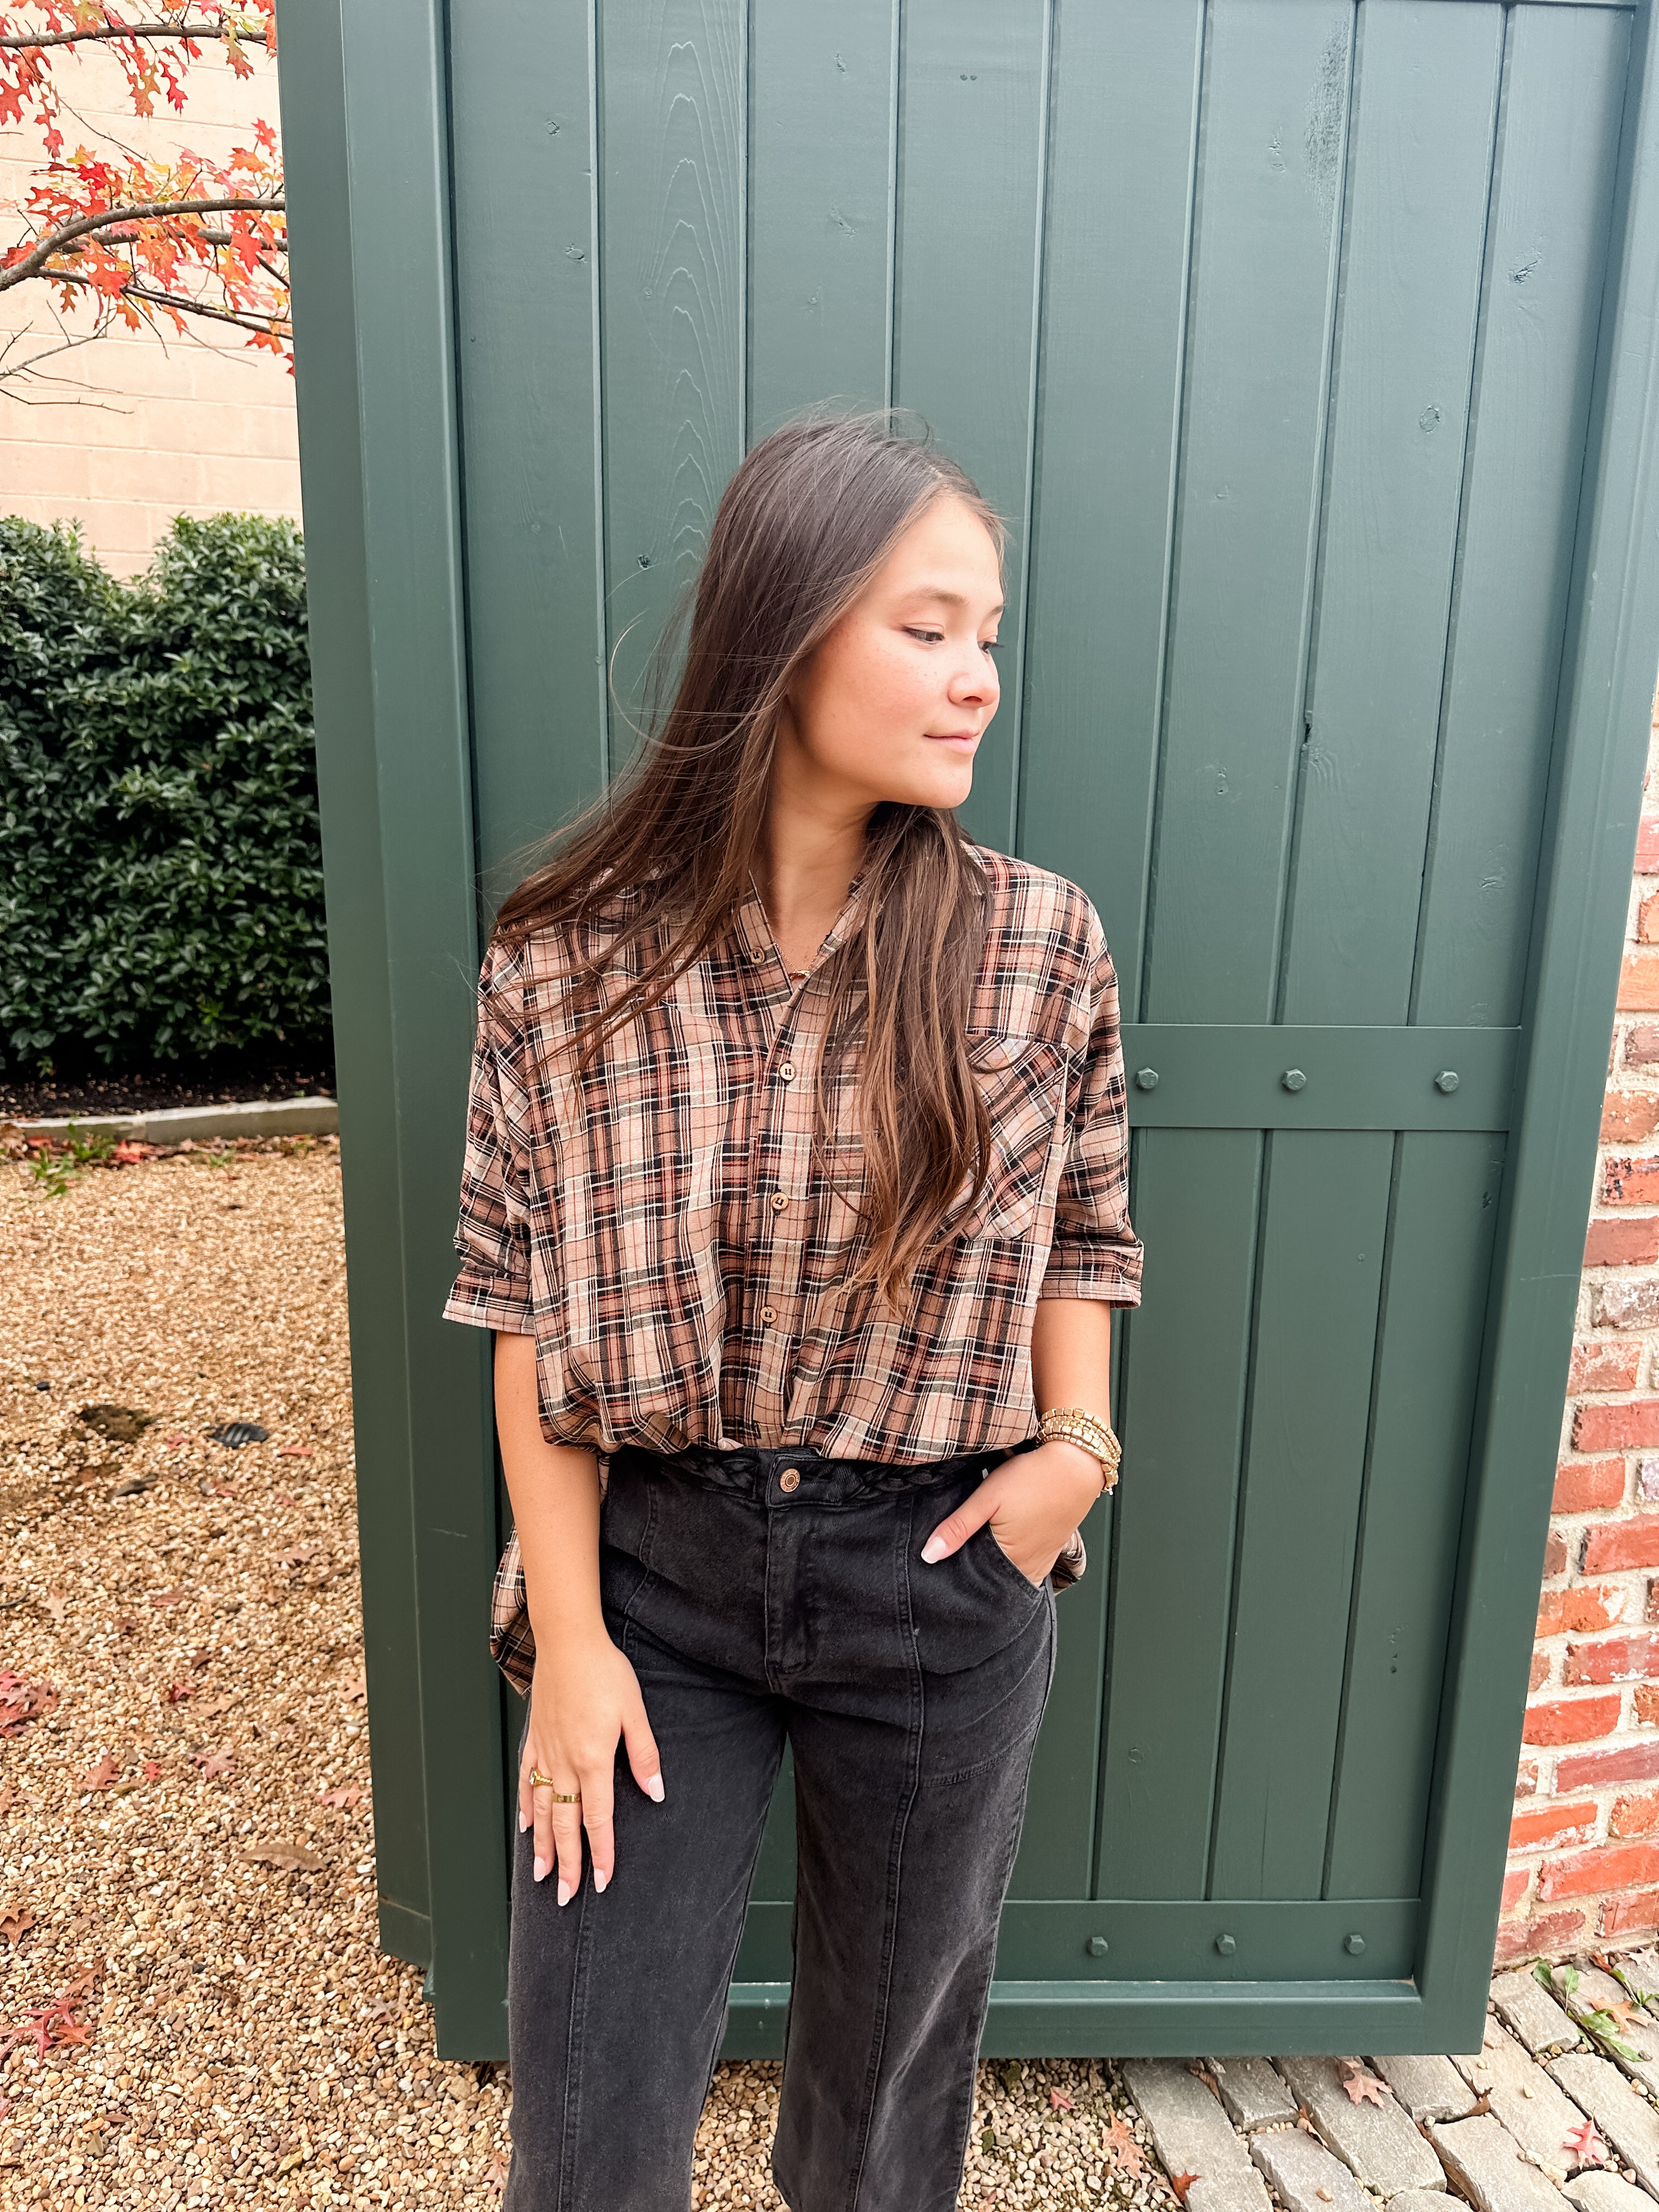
[{"xmin": 277, "ymin": 0, "xmax": 1659, "ymax": 2058}]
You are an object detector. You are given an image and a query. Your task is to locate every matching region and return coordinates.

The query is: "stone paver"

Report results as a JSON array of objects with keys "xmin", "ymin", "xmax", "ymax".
[
  {"xmin": 1121, "ymin": 2059, "xmax": 1274, "ymax": 2212},
  {"xmin": 1274, "ymin": 2055, "xmax": 1446, "ymax": 2196},
  {"xmin": 1493, "ymin": 1970, "xmax": 1584, "ymax": 2058},
  {"xmin": 1565, "ymin": 2175, "xmax": 1655, "ymax": 2212},
  {"xmin": 1548, "ymin": 1965, "xmax": 1659, "ymax": 2098},
  {"xmin": 1450, "ymin": 2019, "xmax": 1592, "ymax": 2180},
  {"xmin": 1252, "ymin": 2123, "xmax": 1376, "ymax": 2212},
  {"xmin": 1429, "ymin": 2115, "xmax": 1576, "ymax": 2212},
  {"xmin": 1375, "ymin": 2052, "xmax": 1479, "ymax": 2123},
  {"xmin": 1211, "ymin": 2056, "xmax": 1300, "ymax": 2132},
  {"xmin": 1549, "ymin": 2052, "xmax": 1659, "ymax": 2199},
  {"xmin": 1612, "ymin": 1949, "xmax": 1659, "ymax": 2010}
]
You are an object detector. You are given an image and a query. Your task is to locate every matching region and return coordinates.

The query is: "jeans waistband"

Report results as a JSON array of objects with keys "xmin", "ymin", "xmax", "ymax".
[{"xmin": 610, "ymin": 1438, "xmax": 1031, "ymax": 1510}]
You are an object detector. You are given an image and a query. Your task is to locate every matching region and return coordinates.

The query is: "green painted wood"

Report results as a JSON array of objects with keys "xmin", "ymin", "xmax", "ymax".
[
  {"xmin": 276, "ymin": 0, "xmax": 1659, "ymax": 2059},
  {"xmin": 1141, "ymin": 0, "xmax": 1354, "ymax": 1025},
  {"xmin": 1413, "ymin": 3, "xmax": 1631, "ymax": 1028},
  {"xmin": 449, "ymin": 0, "xmax": 610, "ymax": 895},
  {"xmin": 1325, "ymin": 1134, "xmax": 1509, "ymax": 1899},
  {"xmin": 747, "ymin": 0, "xmax": 898, "ymax": 432},
  {"xmin": 1277, "ymin": 0, "xmax": 1502, "ymax": 1025},
  {"xmin": 891, "ymin": 0, "xmax": 1050, "ymax": 856},
  {"xmin": 1096, "ymin": 1132, "xmax": 1262, "ymax": 1898},
  {"xmin": 1209, "ymin": 1132, "xmax": 1395, "ymax": 1899},
  {"xmin": 1015, "ymin": 0, "xmax": 1204, "ymax": 1003},
  {"xmin": 599, "ymin": 0, "xmax": 748, "ymax": 761},
  {"xmin": 1121, "ymin": 1024, "xmax": 1518, "ymax": 1131}
]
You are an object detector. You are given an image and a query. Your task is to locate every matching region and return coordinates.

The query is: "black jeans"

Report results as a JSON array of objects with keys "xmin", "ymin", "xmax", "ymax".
[{"xmin": 501, "ymin": 1440, "xmax": 1058, "ymax": 2212}]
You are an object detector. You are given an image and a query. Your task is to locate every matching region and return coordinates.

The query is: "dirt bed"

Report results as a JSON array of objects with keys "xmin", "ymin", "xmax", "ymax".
[{"xmin": 0, "ymin": 1146, "xmax": 1175, "ymax": 2209}]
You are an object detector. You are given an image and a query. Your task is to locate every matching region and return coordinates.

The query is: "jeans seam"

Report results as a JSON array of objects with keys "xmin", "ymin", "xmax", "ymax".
[{"xmin": 842, "ymin": 1493, "xmax": 926, "ymax": 2212}]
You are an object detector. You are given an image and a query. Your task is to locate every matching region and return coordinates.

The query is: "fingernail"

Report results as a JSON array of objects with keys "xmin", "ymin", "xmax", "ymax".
[
  {"xmin": 556, "ymin": 1880, "xmax": 571, "ymax": 1908},
  {"xmin": 518, "ymin": 1809, "xmax": 530, "ymax": 1833},
  {"xmin": 646, "ymin": 1774, "xmax": 665, "ymax": 1803},
  {"xmin": 920, "ymin": 1535, "xmax": 946, "ymax": 1563},
  {"xmin": 593, "ymin": 1868, "xmax": 608, "ymax": 1893},
  {"xmin": 533, "ymin": 1854, "xmax": 549, "ymax": 1882}
]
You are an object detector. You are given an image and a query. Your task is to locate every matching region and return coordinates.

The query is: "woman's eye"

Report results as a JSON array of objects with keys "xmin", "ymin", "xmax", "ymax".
[
  {"xmin": 905, "ymin": 627, "xmax": 945, "ymax": 645},
  {"xmin": 981, "ymin": 639, "xmax": 1001, "ymax": 656}
]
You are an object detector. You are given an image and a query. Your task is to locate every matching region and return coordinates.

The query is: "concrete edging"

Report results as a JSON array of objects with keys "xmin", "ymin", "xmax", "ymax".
[{"xmin": 6, "ymin": 1096, "xmax": 339, "ymax": 1145}]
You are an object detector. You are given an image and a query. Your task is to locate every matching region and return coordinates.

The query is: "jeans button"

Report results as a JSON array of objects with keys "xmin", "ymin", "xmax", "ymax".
[{"xmin": 778, "ymin": 1468, "xmax": 800, "ymax": 1493}]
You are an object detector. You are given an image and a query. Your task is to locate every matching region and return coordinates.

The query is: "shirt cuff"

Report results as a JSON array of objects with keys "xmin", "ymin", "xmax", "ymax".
[
  {"xmin": 442, "ymin": 1266, "xmax": 534, "ymax": 1334},
  {"xmin": 1037, "ymin": 1246, "xmax": 1143, "ymax": 1306}
]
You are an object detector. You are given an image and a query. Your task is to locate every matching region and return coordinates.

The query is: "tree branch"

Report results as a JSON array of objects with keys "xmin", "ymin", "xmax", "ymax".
[
  {"xmin": 40, "ymin": 263, "xmax": 287, "ymax": 337},
  {"xmin": 0, "ymin": 193, "xmax": 282, "ymax": 290},
  {"xmin": 0, "ymin": 20, "xmax": 236, "ymax": 49}
]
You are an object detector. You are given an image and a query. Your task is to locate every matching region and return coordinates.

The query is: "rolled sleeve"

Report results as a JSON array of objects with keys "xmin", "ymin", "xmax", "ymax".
[
  {"xmin": 1039, "ymin": 930, "xmax": 1143, "ymax": 1306},
  {"xmin": 442, "ymin": 955, "xmax": 537, "ymax": 1335}
]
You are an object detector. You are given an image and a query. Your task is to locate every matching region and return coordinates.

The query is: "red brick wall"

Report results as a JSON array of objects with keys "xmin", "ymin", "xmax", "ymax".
[{"xmin": 1503, "ymin": 698, "xmax": 1659, "ymax": 1961}]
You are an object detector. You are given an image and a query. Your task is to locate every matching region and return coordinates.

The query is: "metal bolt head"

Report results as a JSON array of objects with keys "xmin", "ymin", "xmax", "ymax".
[
  {"xmin": 1135, "ymin": 1068, "xmax": 1160, "ymax": 1092},
  {"xmin": 1086, "ymin": 1935, "xmax": 1109, "ymax": 1958},
  {"xmin": 1344, "ymin": 1932, "xmax": 1365, "ymax": 1955},
  {"xmin": 1215, "ymin": 1932, "xmax": 1237, "ymax": 1956},
  {"xmin": 1435, "ymin": 1070, "xmax": 1460, "ymax": 1094},
  {"xmin": 1282, "ymin": 1068, "xmax": 1307, "ymax": 1093}
]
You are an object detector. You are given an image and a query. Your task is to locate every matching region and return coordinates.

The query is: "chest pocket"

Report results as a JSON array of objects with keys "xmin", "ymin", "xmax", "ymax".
[{"xmin": 954, "ymin": 1032, "xmax": 1070, "ymax": 1243}]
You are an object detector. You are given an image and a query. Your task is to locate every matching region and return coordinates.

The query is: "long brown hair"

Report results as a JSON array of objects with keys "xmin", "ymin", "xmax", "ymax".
[{"xmin": 493, "ymin": 411, "xmax": 1005, "ymax": 1305}]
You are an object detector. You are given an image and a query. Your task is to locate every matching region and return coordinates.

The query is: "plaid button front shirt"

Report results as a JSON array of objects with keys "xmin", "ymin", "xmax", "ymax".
[{"xmin": 444, "ymin": 846, "xmax": 1142, "ymax": 1688}]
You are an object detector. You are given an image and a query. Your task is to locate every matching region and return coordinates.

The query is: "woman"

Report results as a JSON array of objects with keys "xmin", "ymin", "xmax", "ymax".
[{"xmin": 444, "ymin": 413, "xmax": 1142, "ymax": 2211}]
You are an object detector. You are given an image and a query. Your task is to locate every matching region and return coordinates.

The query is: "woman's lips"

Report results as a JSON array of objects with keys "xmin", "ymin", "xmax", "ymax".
[{"xmin": 926, "ymin": 731, "xmax": 980, "ymax": 749}]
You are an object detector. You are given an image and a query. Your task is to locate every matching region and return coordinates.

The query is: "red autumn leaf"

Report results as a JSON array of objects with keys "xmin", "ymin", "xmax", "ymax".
[
  {"xmin": 163, "ymin": 1681, "xmax": 195, "ymax": 1705},
  {"xmin": 1565, "ymin": 2118, "xmax": 1611, "ymax": 2168},
  {"xmin": 317, "ymin": 1785, "xmax": 361, "ymax": 1809},
  {"xmin": 80, "ymin": 1753, "xmax": 119, "ymax": 1791},
  {"xmin": 1049, "ymin": 2087, "xmax": 1074, "ymax": 2112},
  {"xmin": 111, "ymin": 1141, "xmax": 151, "ymax": 1165},
  {"xmin": 1170, "ymin": 2172, "xmax": 1200, "ymax": 2205},
  {"xmin": 142, "ymin": 1760, "xmax": 161, "ymax": 1781},
  {"xmin": 0, "ymin": 1672, "xmax": 58, "ymax": 1736},
  {"xmin": 277, "ymin": 1444, "xmax": 313, "ymax": 1458},
  {"xmin": 162, "ymin": 1432, "xmax": 188, "ymax": 1449}
]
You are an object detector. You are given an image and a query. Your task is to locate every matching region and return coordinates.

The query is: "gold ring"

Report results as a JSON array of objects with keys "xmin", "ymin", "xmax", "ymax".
[{"xmin": 528, "ymin": 1770, "xmax": 580, "ymax": 1802}]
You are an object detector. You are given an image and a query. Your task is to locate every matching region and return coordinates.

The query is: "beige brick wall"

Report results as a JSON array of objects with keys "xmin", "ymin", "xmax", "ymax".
[{"xmin": 0, "ymin": 38, "xmax": 299, "ymax": 576}]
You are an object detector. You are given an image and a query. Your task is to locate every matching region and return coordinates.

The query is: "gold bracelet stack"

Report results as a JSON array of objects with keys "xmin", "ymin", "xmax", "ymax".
[{"xmin": 1037, "ymin": 1407, "xmax": 1122, "ymax": 1492}]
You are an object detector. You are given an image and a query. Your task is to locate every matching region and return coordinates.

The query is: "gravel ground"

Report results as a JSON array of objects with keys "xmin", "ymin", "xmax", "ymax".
[{"xmin": 0, "ymin": 1142, "xmax": 1178, "ymax": 2209}]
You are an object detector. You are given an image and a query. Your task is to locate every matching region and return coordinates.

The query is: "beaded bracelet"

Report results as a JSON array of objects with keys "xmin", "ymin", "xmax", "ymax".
[{"xmin": 1037, "ymin": 1406, "xmax": 1122, "ymax": 1492}]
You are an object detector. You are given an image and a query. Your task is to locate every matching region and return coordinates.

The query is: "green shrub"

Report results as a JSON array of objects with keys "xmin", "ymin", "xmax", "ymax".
[{"xmin": 0, "ymin": 512, "xmax": 329, "ymax": 1072}]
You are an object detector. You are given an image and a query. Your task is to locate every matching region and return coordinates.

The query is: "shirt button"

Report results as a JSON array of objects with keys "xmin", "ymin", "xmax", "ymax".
[
  {"xmin": 770, "ymin": 1192, "xmax": 788, "ymax": 1212},
  {"xmin": 778, "ymin": 1468, "xmax": 801, "ymax": 1493},
  {"xmin": 758, "ymin": 1305, "xmax": 777, "ymax": 1325},
  {"xmin": 777, "ymin": 1062, "xmax": 797, "ymax": 1082}
]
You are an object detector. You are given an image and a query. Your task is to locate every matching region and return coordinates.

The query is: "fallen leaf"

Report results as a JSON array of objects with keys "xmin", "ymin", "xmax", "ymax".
[
  {"xmin": 189, "ymin": 1648, "xmax": 215, "ymax": 1671},
  {"xmin": 163, "ymin": 1681, "xmax": 195, "ymax": 1705},
  {"xmin": 193, "ymin": 1694, "xmax": 234, "ymax": 1720},
  {"xmin": 1049, "ymin": 2087, "xmax": 1074, "ymax": 2112},
  {"xmin": 149, "ymin": 1588, "xmax": 185, "ymax": 1610},
  {"xmin": 0, "ymin": 1910, "xmax": 36, "ymax": 1945},
  {"xmin": 0, "ymin": 1672, "xmax": 59, "ymax": 1736},
  {"xmin": 1170, "ymin": 2172, "xmax": 1199, "ymax": 2205},
  {"xmin": 1297, "ymin": 2106, "xmax": 1318, "ymax": 2135},
  {"xmin": 161, "ymin": 1434, "xmax": 188, "ymax": 1449},
  {"xmin": 274, "ymin": 1544, "xmax": 323, "ymax": 1568},
  {"xmin": 1565, "ymin": 2119, "xmax": 1611, "ymax": 2169},
  {"xmin": 79, "ymin": 1753, "xmax": 119, "ymax": 1792},
  {"xmin": 343, "ymin": 1670, "xmax": 368, "ymax": 1704},
  {"xmin": 241, "ymin": 1839, "xmax": 323, "ymax": 1874},
  {"xmin": 277, "ymin": 1444, "xmax": 314, "ymax": 1458},
  {"xmin": 274, "ymin": 1491, "xmax": 298, "ymax": 1507},
  {"xmin": 41, "ymin": 1592, "xmax": 66, "ymax": 1627},
  {"xmin": 1468, "ymin": 2093, "xmax": 1493, "ymax": 2118},
  {"xmin": 0, "ymin": 1786, "xmax": 13, "ymax": 1814},
  {"xmin": 1339, "ymin": 2060, "xmax": 1389, "ymax": 2108},
  {"xmin": 1103, "ymin": 2113, "xmax": 1147, "ymax": 2178},
  {"xmin": 317, "ymin": 1785, "xmax": 362, "ymax": 1809},
  {"xmin": 195, "ymin": 1747, "xmax": 234, "ymax": 1780},
  {"xmin": 141, "ymin": 1761, "xmax": 160, "ymax": 1781}
]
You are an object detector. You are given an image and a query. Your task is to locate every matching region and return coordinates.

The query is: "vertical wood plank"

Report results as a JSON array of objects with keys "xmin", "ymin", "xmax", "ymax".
[
  {"xmin": 1209, "ymin": 1130, "xmax": 1393, "ymax": 1899},
  {"xmin": 747, "ymin": 0, "xmax": 898, "ymax": 433},
  {"xmin": 1141, "ymin": 0, "xmax": 1355, "ymax": 1023},
  {"xmin": 1094, "ymin": 1131, "xmax": 1261, "ymax": 1898},
  {"xmin": 1325, "ymin": 1133, "xmax": 1508, "ymax": 1900},
  {"xmin": 600, "ymin": 0, "xmax": 748, "ymax": 756},
  {"xmin": 1016, "ymin": 0, "xmax": 1204, "ymax": 1007},
  {"xmin": 1413, "ymin": 3, "xmax": 1630, "ymax": 1026},
  {"xmin": 1276, "ymin": 1, "xmax": 1503, "ymax": 1024},
  {"xmin": 891, "ymin": 0, "xmax": 1050, "ymax": 855},
  {"xmin": 450, "ymin": 0, "xmax": 610, "ymax": 894}
]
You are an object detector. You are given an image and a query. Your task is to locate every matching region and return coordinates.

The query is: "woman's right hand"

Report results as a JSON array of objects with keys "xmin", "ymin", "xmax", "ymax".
[{"xmin": 520, "ymin": 1624, "xmax": 665, "ymax": 1904}]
